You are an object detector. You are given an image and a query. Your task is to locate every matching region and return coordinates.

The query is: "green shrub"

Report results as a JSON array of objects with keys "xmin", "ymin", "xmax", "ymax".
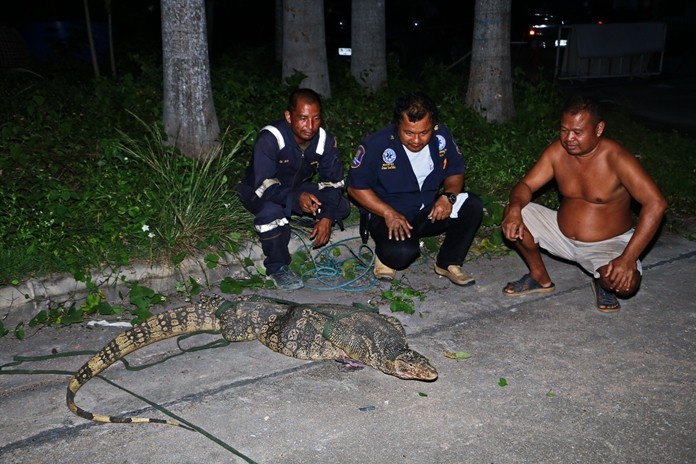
[{"xmin": 0, "ymin": 49, "xmax": 693, "ymax": 289}]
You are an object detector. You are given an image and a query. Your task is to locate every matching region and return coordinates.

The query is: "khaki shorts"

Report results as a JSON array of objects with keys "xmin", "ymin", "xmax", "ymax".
[{"xmin": 521, "ymin": 203, "xmax": 642, "ymax": 278}]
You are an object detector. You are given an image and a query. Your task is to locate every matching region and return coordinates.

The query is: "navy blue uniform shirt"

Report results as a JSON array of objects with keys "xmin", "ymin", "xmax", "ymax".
[
  {"xmin": 238, "ymin": 118, "xmax": 345, "ymax": 221},
  {"xmin": 347, "ymin": 123, "xmax": 466, "ymax": 221}
]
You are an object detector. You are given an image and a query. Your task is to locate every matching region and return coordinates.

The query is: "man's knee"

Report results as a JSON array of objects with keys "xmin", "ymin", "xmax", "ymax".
[
  {"xmin": 335, "ymin": 196, "xmax": 351, "ymax": 220},
  {"xmin": 462, "ymin": 192, "xmax": 484, "ymax": 219},
  {"xmin": 518, "ymin": 226, "xmax": 538, "ymax": 249},
  {"xmin": 254, "ymin": 202, "xmax": 286, "ymax": 226},
  {"xmin": 378, "ymin": 242, "xmax": 420, "ymax": 270},
  {"xmin": 597, "ymin": 266, "xmax": 641, "ymax": 297},
  {"xmin": 505, "ymin": 223, "xmax": 538, "ymax": 252}
]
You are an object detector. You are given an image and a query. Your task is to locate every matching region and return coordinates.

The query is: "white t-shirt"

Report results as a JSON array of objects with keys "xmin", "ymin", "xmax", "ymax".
[
  {"xmin": 404, "ymin": 145, "xmax": 434, "ymax": 190},
  {"xmin": 404, "ymin": 145, "xmax": 434, "ymax": 210}
]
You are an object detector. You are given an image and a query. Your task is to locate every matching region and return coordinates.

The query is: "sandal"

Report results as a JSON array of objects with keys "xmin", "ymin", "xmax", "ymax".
[
  {"xmin": 592, "ymin": 279, "xmax": 620, "ymax": 313},
  {"xmin": 503, "ymin": 274, "xmax": 555, "ymax": 296}
]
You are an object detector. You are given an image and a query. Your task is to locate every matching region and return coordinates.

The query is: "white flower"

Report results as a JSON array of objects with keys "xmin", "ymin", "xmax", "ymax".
[
  {"xmin": 142, "ymin": 224, "xmax": 150, "ymax": 232},
  {"xmin": 148, "ymin": 232, "xmax": 155, "ymax": 239}
]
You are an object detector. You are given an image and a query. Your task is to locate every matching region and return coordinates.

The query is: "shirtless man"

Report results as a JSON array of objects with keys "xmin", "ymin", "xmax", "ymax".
[{"xmin": 501, "ymin": 95, "xmax": 667, "ymax": 312}]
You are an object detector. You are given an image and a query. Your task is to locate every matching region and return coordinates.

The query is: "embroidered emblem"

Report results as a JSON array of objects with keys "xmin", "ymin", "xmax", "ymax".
[
  {"xmin": 382, "ymin": 148, "xmax": 397, "ymax": 164},
  {"xmin": 436, "ymin": 134, "xmax": 446, "ymax": 151},
  {"xmin": 351, "ymin": 145, "xmax": 366, "ymax": 168}
]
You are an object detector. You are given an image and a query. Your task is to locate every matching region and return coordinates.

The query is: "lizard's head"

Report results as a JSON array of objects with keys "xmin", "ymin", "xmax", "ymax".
[{"xmin": 388, "ymin": 349, "xmax": 438, "ymax": 381}]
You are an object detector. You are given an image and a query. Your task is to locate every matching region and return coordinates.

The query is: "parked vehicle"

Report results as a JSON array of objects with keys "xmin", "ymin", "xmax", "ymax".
[{"xmin": 526, "ymin": 10, "xmax": 569, "ymax": 50}]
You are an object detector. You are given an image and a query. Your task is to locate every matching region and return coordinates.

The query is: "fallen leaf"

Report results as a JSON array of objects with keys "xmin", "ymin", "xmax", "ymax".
[{"xmin": 444, "ymin": 350, "xmax": 472, "ymax": 360}]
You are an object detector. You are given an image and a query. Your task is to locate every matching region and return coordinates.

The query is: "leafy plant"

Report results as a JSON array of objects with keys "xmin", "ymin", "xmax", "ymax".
[
  {"xmin": 380, "ymin": 279, "xmax": 426, "ymax": 314},
  {"xmin": 219, "ymin": 275, "xmax": 274, "ymax": 294}
]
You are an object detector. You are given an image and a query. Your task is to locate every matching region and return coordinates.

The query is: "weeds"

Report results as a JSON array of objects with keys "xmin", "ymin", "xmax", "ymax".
[
  {"xmin": 380, "ymin": 279, "xmax": 426, "ymax": 315},
  {"xmin": 115, "ymin": 115, "xmax": 253, "ymax": 255}
]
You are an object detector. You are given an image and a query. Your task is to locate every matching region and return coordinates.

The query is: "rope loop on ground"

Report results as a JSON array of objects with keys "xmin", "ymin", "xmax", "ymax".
[{"xmin": 290, "ymin": 224, "xmax": 378, "ymax": 292}]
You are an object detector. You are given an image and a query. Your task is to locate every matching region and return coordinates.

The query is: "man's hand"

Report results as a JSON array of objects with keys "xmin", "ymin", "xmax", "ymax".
[
  {"xmin": 300, "ymin": 192, "xmax": 322, "ymax": 216},
  {"xmin": 384, "ymin": 210, "xmax": 412, "ymax": 241},
  {"xmin": 346, "ymin": 186, "xmax": 412, "ymax": 240},
  {"xmin": 427, "ymin": 195, "xmax": 453, "ymax": 223},
  {"xmin": 602, "ymin": 255, "xmax": 640, "ymax": 296},
  {"xmin": 310, "ymin": 217, "xmax": 332, "ymax": 248},
  {"xmin": 501, "ymin": 204, "xmax": 525, "ymax": 241}
]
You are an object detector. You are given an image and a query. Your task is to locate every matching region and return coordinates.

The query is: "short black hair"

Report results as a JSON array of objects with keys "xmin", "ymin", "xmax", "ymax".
[
  {"xmin": 288, "ymin": 88, "xmax": 322, "ymax": 112},
  {"xmin": 392, "ymin": 91, "xmax": 439, "ymax": 125},
  {"xmin": 562, "ymin": 94, "xmax": 604, "ymax": 125}
]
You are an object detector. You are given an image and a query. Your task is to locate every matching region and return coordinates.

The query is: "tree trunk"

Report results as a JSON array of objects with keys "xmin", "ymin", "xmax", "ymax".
[
  {"xmin": 466, "ymin": 0, "xmax": 514, "ymax": 123},
  {"xmin": 351, "ymin": 0, "xmax": 386, "ymax": 92},
  {"xmin": 282, "ymin": 0, "xmax": 331, "ymax": 98},
  {"xmin": 82, "ymin": 0, "xmax": 100, "ymax": 78},
  {"xmin": 161, "ymin": 0, "xmax": 220, "ymax": 162},
  {"xmin": 275, "ymin": 0, "xmax": 283, "ymax": 62}
]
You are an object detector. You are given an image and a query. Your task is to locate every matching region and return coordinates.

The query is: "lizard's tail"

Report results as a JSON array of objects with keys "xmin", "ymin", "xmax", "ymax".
[{"xmin": 66, "ymin": 301, "xmax": 222, "ymax": 429}]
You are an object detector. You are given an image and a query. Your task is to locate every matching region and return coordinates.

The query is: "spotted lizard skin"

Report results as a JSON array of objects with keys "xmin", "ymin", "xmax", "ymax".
[{"xmin": 66, "ymin": 294, "xmax": 437, "ymax": 428}]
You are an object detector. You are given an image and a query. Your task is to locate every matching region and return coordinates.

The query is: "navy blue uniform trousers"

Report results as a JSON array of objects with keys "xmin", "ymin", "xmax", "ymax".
[
  {"xmin": 237, "ymin": 182, "xmax": 350, "ymax": 275},
  {"xmin": 368, "ymin": 193, "xmax": 483, "ymax": 270}
]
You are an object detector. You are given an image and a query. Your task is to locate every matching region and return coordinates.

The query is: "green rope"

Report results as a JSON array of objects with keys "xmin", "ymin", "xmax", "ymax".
[
  {"xmin": 290, "ymin": 224, "xmax": 378, "ymax": 292},
  {"xmin": 0, "ymin": 351, "xmax": 96, "ymax": 376},
  {"xmin": 96, "ymin": 375, "xmax": 257, "ymax": 463},
  {"xmin": 290, "ymin": 222, "xmax": 436, "ymax": 291},
  {"xmin": 0, "ymin": 334, "xmax": 256, "ymax": 463}
]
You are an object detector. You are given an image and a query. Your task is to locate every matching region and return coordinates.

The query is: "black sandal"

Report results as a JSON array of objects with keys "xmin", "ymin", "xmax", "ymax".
[
  {"xmin": 592, "ymin": 279, "xmax": 621, "ymax": 313},
  {"xmin": 503, "ymin": 274, "xmax": 555, "ymax": 296}
]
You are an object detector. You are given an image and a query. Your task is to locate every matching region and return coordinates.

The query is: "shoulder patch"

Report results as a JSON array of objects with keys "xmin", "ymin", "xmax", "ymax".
[
  {"xmin": 436, "ymin": 134, "xmax": 446, "ymax": 151},
  {"xmin": 351, "ymin": 145, "xmax": 366, "ymax": 168}
]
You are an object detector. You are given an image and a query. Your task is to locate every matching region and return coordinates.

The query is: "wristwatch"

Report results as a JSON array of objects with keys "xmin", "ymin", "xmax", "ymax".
[{"xmin": 442, "ymin": 192, "xmax": 457, "ymax": 205}]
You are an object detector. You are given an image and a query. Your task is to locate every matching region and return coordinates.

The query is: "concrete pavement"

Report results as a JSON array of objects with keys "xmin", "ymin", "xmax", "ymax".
[
  {"xmin": 1, "ymin": 225, "xmax": 694, "ymax": 464},
  {"xmin": 2, "ymin": 66, "xmax": 696, "ymax": 463}
]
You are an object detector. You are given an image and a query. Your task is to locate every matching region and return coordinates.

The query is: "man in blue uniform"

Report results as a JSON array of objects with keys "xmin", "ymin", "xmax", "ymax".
[
  {"xmin": 347, "ymin": 92, "xmax": 482, "ymax": 285},
  {"xmin": 235, "ymin": 88, "xmax": 350, "ymax": 290}
]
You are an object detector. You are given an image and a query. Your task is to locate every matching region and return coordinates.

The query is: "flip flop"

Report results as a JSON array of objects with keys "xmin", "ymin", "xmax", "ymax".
[
  {"xmin": 591, "ymin": 279, "xmax": 621, "ymax": 313},
  {"xmin": 503, "ymin": 274, "xmax": 555, "ymax": 296}
]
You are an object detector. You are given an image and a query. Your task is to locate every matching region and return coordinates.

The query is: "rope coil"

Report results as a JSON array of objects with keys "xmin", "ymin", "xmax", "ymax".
[{"xmin": 290, "ymin": 224, "xmax": 379, "ymax": 292}]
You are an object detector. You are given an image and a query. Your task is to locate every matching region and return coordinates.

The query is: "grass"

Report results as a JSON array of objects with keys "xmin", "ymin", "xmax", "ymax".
[{"xmin": 1, "ymin": 49, "xmax": 694, "ymax": 335}]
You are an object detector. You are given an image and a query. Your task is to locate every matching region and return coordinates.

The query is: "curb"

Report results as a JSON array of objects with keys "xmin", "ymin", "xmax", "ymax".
[{"xmin": 0, "ymin": 226, "xmax": 364, "ymax": 328}]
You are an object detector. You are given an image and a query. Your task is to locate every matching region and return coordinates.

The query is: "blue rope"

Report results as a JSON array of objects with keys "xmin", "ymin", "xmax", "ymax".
[
  {"xmin": 289, "ymin": 222, "xmax": 437, "ymax": 291},
  {"xmin": 290, "ymin": 225, "xmax": 379, "ymax": 292}
]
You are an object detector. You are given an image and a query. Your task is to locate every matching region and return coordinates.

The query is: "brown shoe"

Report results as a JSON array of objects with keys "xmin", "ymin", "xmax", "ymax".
[
  {"xmin": 374, "ymin": 255, "xmax": 396, "ymax": 281},
  {"xmin": 434, "ymin": 264, "xmax": 475, "ymax": 286}
]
